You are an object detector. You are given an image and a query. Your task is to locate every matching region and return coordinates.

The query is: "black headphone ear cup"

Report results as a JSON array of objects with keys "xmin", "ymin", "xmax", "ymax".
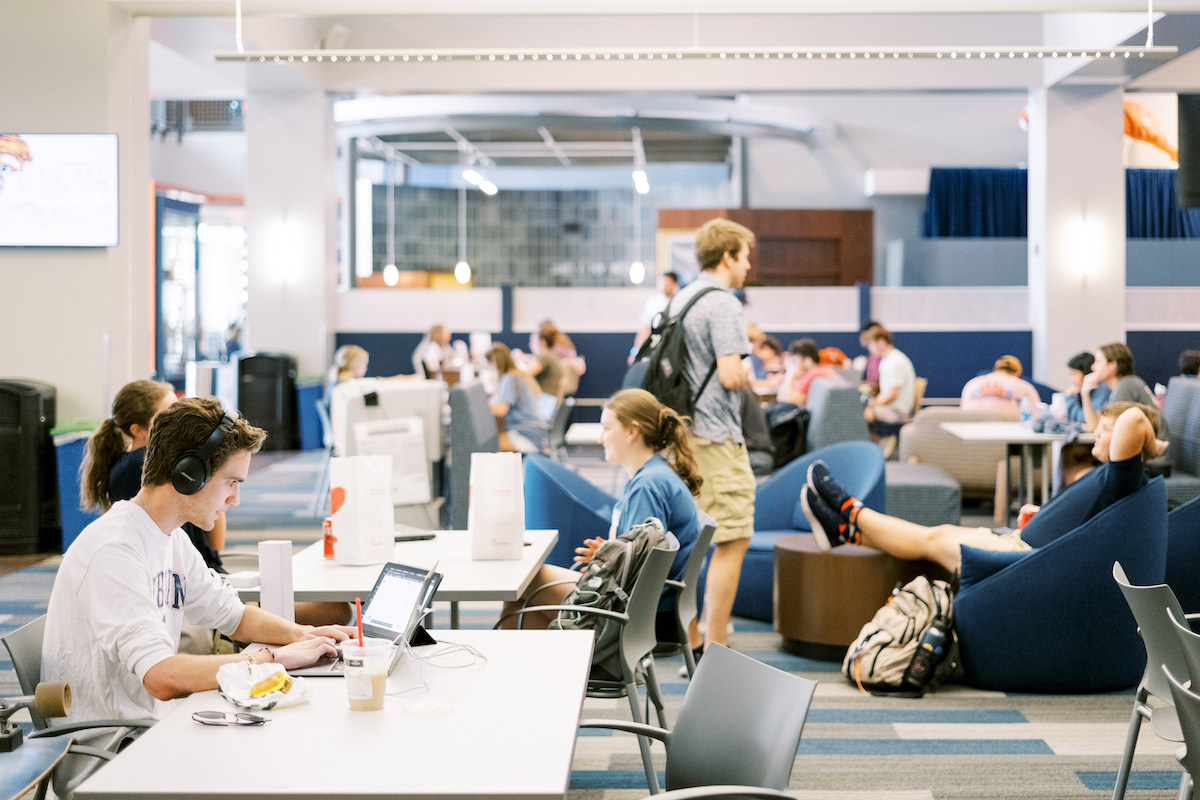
[{"xmin": 172, "ymin": 453, "xmax": 208, "ymax": 496}]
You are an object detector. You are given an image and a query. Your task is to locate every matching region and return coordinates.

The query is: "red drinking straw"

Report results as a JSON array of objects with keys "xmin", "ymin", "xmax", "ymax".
[{"xmin": 355, "ymin": 597, "xmax": 364, "ymax": 645}]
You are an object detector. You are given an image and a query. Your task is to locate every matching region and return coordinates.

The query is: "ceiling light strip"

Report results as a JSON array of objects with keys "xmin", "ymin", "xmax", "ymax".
[{"xmin": 215, "ymin": 45, "xmax": 1176, "ymax": 63}]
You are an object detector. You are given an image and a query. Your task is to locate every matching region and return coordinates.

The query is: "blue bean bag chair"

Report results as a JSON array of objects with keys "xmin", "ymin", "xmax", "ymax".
[
  {"xmin": 523, "ymin": 454, "xmax": 616, "ymax": 569},
  {"xmin": 1167, "ymin": 493, "xmax": 1200, "ymax": 613},
  {"xmin": 700, "ymin": 441, "xmax": 887, "ymax": 622},
  {"xmin": 954, "ymin": 477, "xmax": 1168, "ymax": 693}
]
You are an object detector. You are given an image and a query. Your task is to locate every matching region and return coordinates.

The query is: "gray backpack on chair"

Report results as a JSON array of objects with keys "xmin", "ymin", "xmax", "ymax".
[{"xmin": 552, "ymin": 517, "xmax": 670, "ymax": 682}]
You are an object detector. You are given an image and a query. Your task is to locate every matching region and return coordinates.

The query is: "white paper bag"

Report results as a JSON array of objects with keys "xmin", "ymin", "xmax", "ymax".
[
  {"xmin": 329, "ymin": 455, "xmax": 395, "ymax": 566},
  {"xmin": 352, "ymin": 417, "xmax": 431, "ymax": 506},
  {"xmin": 468, "ymin": 452, "xmax": 525, "ymax": 560}
]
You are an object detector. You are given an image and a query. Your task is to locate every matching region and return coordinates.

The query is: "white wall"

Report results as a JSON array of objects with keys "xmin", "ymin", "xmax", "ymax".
[
  {"xmin": 151, "ymin": 132, "xmax": 246, "ymax": 197},
  {"xmin": 0, "ymin": 2, "xmax": 150, "ymax": 420}
]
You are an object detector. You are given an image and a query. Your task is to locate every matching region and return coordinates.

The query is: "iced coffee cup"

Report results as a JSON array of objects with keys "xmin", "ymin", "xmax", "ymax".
[{"xmin": 343, "ymin": 638, "xmax": 391, "ymax": 711}]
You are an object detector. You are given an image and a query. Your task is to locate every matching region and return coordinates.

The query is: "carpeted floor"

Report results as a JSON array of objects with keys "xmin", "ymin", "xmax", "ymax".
[{"xmin": 0, "ymin": 448, "xmax": 1187, "ymax": 798}]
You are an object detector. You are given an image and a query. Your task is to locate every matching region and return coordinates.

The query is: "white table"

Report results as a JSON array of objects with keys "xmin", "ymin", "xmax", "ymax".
[
  {"xmin": 563, "ymin": 422, "xmax": 603, "ymax": 446},
  {"xmin": 74, "ymin": 630, "xmax": 594, "ymax": 800},
  {"xmin": 238, "ymin": 529, "xmax": 558, "ymax": 628},
  {"xmin": 940, "ymin": 421, "xmax": 1062, "ymax": 526}
]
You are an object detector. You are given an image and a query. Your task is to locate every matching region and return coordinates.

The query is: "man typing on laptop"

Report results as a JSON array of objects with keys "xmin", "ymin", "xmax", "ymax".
[{"xmin": 43, "ymin": 398, "xmax": 353, "ymax": 723}]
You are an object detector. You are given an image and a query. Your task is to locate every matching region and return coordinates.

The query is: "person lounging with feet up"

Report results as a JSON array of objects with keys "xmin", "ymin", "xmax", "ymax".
[{"xmin": 800, "ymin": 402, "xmax": 1165, "ymax": 574}]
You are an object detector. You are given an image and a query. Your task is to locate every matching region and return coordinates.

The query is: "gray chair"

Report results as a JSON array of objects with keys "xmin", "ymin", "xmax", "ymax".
[
  {"xmin": 1170, "ymin": 606, "xmax": 1200, "ymax": 689},
  {"xmin": 1111, "ymin": 563, "xmax": 1192, "ymax": 800},
  {"xmin": 1163, "ymin": 665, "xmax": 1200, "ymax": 800},
  {"xmin": 1, "ymin": 616, "xmax": 154, "ymax": 800},
  {"xmin": 581, "ymin": 643, "xmax": 817, "ymax": 797},
  {"xmin": 545, "ymin": 396, "xmax": 576, "ymax": 463},
  {"xmin": 448, "ymin": 381, "xmax": 500, "ymax": 529},
  {"xmin": 653, "ymin": 510, "xmax": 717, "ymax": 679},
  {"xmin": 498, "ymin": 536, "xmax": 679, "ymax": 794},
  {"xmin": 804, "ymin": 378, "xmax": 869, "ymax": 452}
]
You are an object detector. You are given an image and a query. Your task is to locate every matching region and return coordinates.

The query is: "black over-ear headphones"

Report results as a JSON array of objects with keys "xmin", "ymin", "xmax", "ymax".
[{"xmin": 171, "ymin": 409, "xmax": 240, "ymax": 496}]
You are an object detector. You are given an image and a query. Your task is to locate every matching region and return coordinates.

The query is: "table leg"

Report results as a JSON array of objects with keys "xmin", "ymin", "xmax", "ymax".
[
  {"xmin": 450, "ymin": 601, "xmax": 460, "ymax": 629},
  {"xmin": 1001, "ymin": 444, "xmax": 1013, "ymax": 527},
  {"xmin": 1051, "ymin": 439, "xmax": 1065, "ymax": 498},
  {"xmin": 1038, "ymin": 444, "xmax": 1050, "ymax": 506},
  {"xmin": 1023, "ymin": 444, "xmax": 1034, "ymax": 509}
]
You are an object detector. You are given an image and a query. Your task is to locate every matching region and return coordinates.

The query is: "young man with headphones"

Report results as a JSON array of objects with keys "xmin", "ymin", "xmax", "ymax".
[{"xmin": 43, "ymin": 398, "xmax": 350, "ymax": 723}]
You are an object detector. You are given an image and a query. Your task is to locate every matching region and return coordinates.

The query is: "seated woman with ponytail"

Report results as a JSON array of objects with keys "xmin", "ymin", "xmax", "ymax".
[
  {"xmin": 82, "ymin": 380, "xmax": 226, "ymax": 569},
  {"xmin": 499, "ymin": 389, "xmax": 701, "ymax": 642}
]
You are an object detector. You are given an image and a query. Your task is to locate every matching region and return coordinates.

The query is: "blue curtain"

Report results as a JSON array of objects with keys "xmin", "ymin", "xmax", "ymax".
[
  {"xmin": 923, "ymin": 168, "xmax": 1027, "ymax": 238},
  {"xmin": 1126, "ymin": 168, "xmax": 1200, "ymax": 238}
]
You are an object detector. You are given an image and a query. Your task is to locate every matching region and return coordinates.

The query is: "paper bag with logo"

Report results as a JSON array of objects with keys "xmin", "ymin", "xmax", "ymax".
[
  {"xmin": 329, "ymin": 455, "xmax": 394, "ymax": 566},
  {"xmin": 468, "ymin": 452, "xmax": 525, "ymax": 560}
]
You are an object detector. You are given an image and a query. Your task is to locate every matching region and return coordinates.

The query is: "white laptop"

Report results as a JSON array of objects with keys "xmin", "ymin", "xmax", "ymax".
[{"xmin": 290, "ymin": 561, "xmax": 441, "ymax": 677}]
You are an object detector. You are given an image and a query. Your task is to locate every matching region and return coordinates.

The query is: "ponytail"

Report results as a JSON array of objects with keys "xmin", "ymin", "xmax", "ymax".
[
  {"xmin": 80, "ymin": 418, "xmax": 130, "ymax": 512},
  {"xmin": 80, "ymin": 380, "xmax": 173, "ymax": 512},
  {"xmin": 605, "ymin": 388, "xmax": 703, "ymax": 496},
  {"xmin": 654, "ymin": 406, "xmax": 703, "ymax": 496}
]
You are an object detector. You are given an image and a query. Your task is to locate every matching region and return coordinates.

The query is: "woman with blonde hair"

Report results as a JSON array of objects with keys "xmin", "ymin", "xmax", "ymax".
[
  {"xmin": 500, "ymin": 389, "xmax": 702, "ymax": 655},
  {"xmin": 487, "ymin": 342, "xmax": 548, "ymax": 453},
  {"xmin": 328, "ymin": 345, "xmax": 369, "ymax": 388}
]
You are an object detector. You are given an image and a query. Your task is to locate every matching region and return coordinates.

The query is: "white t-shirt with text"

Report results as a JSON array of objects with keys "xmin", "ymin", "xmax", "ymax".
[{"xmin": 42, "ymin": 501, "xmax": 245, "ymax": 722}]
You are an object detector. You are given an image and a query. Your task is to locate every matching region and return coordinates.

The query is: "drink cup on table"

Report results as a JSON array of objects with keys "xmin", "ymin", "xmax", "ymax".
[{"xmin": 343, "ymin": 638, "xmax": 391, "ymax": 711}]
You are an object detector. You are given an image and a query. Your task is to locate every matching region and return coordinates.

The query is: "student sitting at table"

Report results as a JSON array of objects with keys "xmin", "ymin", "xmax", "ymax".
[
  {"xmin": 87, "ymin": 380, "xmax": 351, "ymax": 634},
  {"xmin": 960, "ymin": 355, "xmax": 1041, "ymax": 417},
  {"xmin": 487, "ymin": 342, "xmax": 549, "ymax": 453},
  {"xmin": 776, "ymin": 338, "xmax": 842, "ymax": 407},
  {"xmin": 799, "ymin": 402, "xmax": 1165, "ymax": 572},
  {"xmin": 44, "ymin": 398, "xmax": 353, "ymax": 723},
  {"xmin": 499, "ymin": 389, "xmax": 701, "ymax": 657}
]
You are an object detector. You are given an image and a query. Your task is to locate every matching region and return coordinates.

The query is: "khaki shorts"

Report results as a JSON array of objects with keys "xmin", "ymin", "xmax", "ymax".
[
  {"xmin": 693, "ymin": 437, "xmax": 756, "ymax": 544},
  {"xmin": 957, "ymin": 528, "xmax": 1033, "ymax": 553}
]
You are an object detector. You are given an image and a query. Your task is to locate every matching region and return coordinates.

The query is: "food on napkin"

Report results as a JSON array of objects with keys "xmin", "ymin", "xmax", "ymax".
[{"xmin": 216, "ymin": 661, "xmax": 309, "ymax": 710}]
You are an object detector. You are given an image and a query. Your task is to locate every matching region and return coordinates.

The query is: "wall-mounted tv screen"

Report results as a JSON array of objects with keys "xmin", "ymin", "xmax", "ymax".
[{"xmin": 0, "ymin": 133, "xmax": 119, "ymax": 247}]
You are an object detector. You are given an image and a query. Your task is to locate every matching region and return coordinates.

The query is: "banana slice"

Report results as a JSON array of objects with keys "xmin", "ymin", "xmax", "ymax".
[{"xmin": 249, "ymin": 671, "xmax": 294, "ymax": 697}]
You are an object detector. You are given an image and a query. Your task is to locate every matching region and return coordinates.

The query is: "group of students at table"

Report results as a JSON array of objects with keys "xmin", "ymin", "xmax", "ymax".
[{"xmin": 53, "ymin": 376, "xmax": 700, "ymax": 727}]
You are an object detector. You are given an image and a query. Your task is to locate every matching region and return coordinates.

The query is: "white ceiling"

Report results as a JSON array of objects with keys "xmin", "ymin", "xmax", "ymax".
[{"xmin": 119, "ymin": 0, "xmax": 1200, "ymax": 16}]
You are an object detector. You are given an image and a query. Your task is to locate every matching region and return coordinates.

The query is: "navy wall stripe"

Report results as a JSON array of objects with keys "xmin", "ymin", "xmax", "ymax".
[
  {"xmin": 338, "ymin": 329, "xmax": 1037, "ymax": 403},
  {"xmin": 1126, "ymin": 331, "xmax": 1200, "ymax": 391}
]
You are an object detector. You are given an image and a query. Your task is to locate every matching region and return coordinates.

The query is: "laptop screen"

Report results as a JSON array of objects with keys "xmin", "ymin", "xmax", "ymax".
[{"xmin": 361, "ymin": 563, "xmax": 434, "ymax": 642}]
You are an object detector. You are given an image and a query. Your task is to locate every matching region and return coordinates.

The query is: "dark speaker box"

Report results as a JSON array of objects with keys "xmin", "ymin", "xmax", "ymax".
[
  {"xmin": 0, "ymin": 380, "xmax": 61, "ymax": 554},
  {"xmin": 1178, "ymin": 94, "xmax": 1200, "ymax": 209},
  {"xmin": 237, "ymin": 354, "xmax": 299, "ymax": 451}
]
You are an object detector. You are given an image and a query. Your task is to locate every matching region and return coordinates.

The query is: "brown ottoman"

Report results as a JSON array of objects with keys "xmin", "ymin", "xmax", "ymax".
[{"xmin": 774, "ymin": 533, "xmax": 952, "ymax": 661}]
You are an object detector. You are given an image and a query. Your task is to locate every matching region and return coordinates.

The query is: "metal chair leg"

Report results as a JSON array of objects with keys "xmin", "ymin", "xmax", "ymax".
[
  {"xmin": 626, "ymin": 684, "xmax": 660, "ymax": 795},
  {"xmin": 643, "ymin": 658, "xmax": 668, "ymax": 730},
  {"xmin": 1113, "ymin": 693, "xmax": 1148, "ymax": 800}
]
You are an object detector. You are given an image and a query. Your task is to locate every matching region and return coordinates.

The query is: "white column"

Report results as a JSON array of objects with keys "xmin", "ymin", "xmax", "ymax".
[
  {"xmin": 244, "ymin": 81, "xmax": 337, "ymax": 377},
  {"xmin": 1027, "ymin": 85, "xmax": 1126, "ymax": 389}
]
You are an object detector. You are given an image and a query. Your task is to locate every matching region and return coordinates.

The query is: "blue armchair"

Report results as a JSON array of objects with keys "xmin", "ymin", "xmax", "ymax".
[
  {"xmin": 955, "ymin": 477, "xmax": 1168, "ymax": 693},
  {"xmin": 700, "ymin": 441, "xmax": 886, "ymax": 622},
  {"xmin": 1168, "ymin": 493, "xmax": 1200, "ymax": 614},
  {"xmin": 523, "ymin": 454, "xmax": 616, "ymax": 569}
]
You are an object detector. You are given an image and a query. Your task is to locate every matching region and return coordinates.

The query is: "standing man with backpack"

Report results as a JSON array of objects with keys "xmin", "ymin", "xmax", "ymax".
[{"xmin": 669, "ymin": 218, "xmax": 758, "ymax": 660}]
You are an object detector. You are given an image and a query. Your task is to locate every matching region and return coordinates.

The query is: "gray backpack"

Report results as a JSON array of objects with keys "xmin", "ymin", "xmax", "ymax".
[
  {"xmin": 552, "ymin": 517, "xmax": 669, "ymax": 682},
  {"xmin": 842, "ymin": 576, "xmax": 958, "ymax": 697}
]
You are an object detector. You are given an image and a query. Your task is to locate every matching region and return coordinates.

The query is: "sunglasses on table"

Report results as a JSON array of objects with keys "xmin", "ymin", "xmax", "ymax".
[{"xmin": 192, "ymin": 711, "xmax": 270, "ymax": 727}]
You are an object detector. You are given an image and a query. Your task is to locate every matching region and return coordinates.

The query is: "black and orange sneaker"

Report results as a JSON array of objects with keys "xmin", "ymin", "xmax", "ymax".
[
  {"xmin": 802, "ymin": 486, "xmax": 857, "ymax": 551},
  {"xmin": 807, "ymin": 460, "xmax": 863, "ymax": 537}
]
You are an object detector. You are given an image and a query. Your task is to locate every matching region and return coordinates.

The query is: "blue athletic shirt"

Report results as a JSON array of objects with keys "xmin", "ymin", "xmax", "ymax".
[{"xmin": 612, "ymin": 453, "xmax": 700, "ymax": 611}]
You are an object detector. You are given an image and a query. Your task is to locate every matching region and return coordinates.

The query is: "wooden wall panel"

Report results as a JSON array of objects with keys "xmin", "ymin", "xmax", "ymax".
[{"xmin": 658, "ymin": 208, "xmax": 874, "ymax": 287}]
